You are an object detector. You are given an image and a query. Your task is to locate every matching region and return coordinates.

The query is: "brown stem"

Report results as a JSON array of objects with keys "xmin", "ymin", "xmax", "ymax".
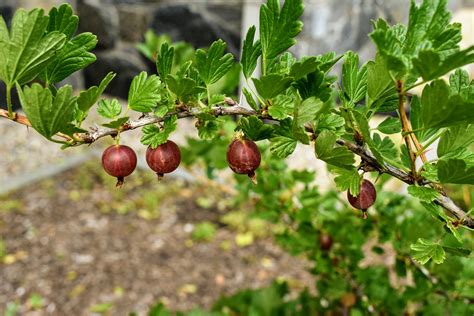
[
  {"xmin": 1, "ymin": 101, "xmax": 473, "ymax": 229},
  {"xmin": 397, "ymin": 80, "xmax": 417, "ymax": 177}
]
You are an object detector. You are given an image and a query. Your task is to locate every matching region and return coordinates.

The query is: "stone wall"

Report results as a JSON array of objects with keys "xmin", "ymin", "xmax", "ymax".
[{"xmin": 0, "ymin": 0, "xmax": 472, "ymax": 105}]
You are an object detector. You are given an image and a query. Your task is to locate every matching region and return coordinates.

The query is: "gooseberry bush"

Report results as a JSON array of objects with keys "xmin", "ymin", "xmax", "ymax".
[{"xmin": 0, "ymin": 0, "xmax": 473, "ymax": 314}]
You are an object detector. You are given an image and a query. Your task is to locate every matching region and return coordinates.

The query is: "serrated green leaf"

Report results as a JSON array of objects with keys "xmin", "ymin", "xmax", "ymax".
[
  {"xmin": 421, "ymin": 201, "xmax": 450, "ymax": 223},
  {"xmin": 102, "ymin": 116, "xmax": 129, "ymax": 129},
  {"xmin": 352, "ymin": 110, "xmax": 384, "ymax": 163},
  {"xmin": 315, "ymin": 114, "xmax": 345, "ymax": 134},
  {"xmin": 410, "ymin": 95, "xmax": 436, "ymax": 142},
  {"xmin": 238, "ymin": 116, "xmax": 274, "ymax": 141},
  {"xmin": 289, "ymin": 57, "xmax": 319, "ymax": 80},
  {"xmin": 260, "ymin": 0, "xmax": 304, "ymax": 73},
  {"xmin": 294, "ymin": 70, "xmax": 334, "ymax": 102},
  {"xmin": 268, "ymin": 94, "xmax": 294, "ymax": 119},
  {"xmin": 413, "ymin": 47, "xmax": 474, "ymax": 81},
  {"xmin": 241, "ymin": 26, "xmax": 261, "ymax": 79},
  {"xmin": 242, "ymin": 87, "xmax": 260, "ymax": 112},
  {"xmin": 42, "ymin": 32, "xmax": 97, "ymax": 84},
  {"xmin": 377, "ymin": 117, "xmax": 401, "ymax": 134},
  {"xmin": 449, "ymin": 68, "xmax": 470, "ymax": 96},
  {"xmin": 17, "ymin": 83, "xmax": 76, "ymax": 139},
  {"xmin": 46, "ymin": 4, "xmax": 78, "ymax": 40},
  {"xmin": 438, "ymin": 125, "xmax": 474, "ymax": 158},
  {"xmin": 197, "ymin": 119, "xmax": 220, "ymax": 140},
  {"xmin": 0, "ymin": 8, "xmax": 66, "ymax": 86},
  {"xmin": 140, "ymin": 115, "xmax": 177, "ymax": 149},
  {"xmin": 369, "ymin": 20, "xmax": 407, "ymax": 76},
  {"xmin": 269, "ymin": 136, "xmax": 297, "ymax": 158},
  {"xmin": 166, "ymin": 75, "xmax": 205, "ymax": 100},
  {"xmin": 407, "ymin": 185, "xmax": 441, "ymax": 202},
  {"xmin": 442, "ymin": 246, "xmax": 471, "ymax": 258},
  {"xmin": 331, "ymin": 167, "xmax": 361, "ymax": 196},
  {"xmin": 97, "ymin": 99, "xmax": 121, "ymax": 119},
  {"xmin": 372, "ymin": 133, "xmax": 397, "ymax": 159},
  {"xmin": 156, "ymin": 42, "xmax": 174, "ymax": 81},
  {"xmin": 342, "ymin": 51, "xmax": 368, "ymax": 104},
  {"xmin": 128, "ymin": 71, "xmax": 162, "ymax": 112},
  {"xmin": 77, "ymin": 72, "xmax": 115, "ymax": 113},
  {"xmin": 315, "ymin": 130, "xmax": 354, "ymax": 169},
  {"xmin": 411, "ymin": 238, "xmax": 446, "ymax": 265},
  {"xmin": 421, "ymin": 79, "xmax": 474, "ymax": 129},
  {"xmin": 252, "ymin": 74, "xmax": 293, "ymax": 100},
  {"xmin": 294, "ymin": 97, "xmax": 323, "ymax": 125},
  {"xmin": 367, "ymin": 54, "xmax": 398, "ymax": 111},
  {"xmin": 196, "ymin": 39, "xmax": 234, "ymax": 86},
  {"xmin": 438, "ymin": 159, "xmax": 474, "ymax": 184}
]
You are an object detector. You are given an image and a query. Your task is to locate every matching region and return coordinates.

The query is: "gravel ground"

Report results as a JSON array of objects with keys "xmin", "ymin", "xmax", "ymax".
[{"xmin": 0, "ymin": 163, "xmax": 313, "ymax": 315}]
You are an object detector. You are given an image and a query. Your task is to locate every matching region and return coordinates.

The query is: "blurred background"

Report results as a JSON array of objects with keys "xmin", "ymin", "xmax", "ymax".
[{"xmin": 0, "ymin": 0, "xmax": 473, "ymax": 315}]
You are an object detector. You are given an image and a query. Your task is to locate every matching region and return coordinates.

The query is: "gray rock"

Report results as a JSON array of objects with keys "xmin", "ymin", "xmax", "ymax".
[
  {"xmin": 77, "ymin": 0, "xmax": 120, "ymax": 49},
  {"xmin": 117, "ymin": 4, "xmax": 153, "ymax": 43},
  {"xmin": 84, "ymin": 44, "xmax": 148, "ymax": 99},
  {"xmin": 150, "ymin": 4, "xmax": 241, "ymax": 55},
  {"xmin": 0, "ymin": 0, "xmax": 15, "ymax": 27}
]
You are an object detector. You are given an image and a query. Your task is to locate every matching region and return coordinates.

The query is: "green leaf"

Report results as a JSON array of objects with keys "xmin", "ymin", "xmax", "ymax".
[
  {"xmin": 407, "ymin": 185, "xmax": 441, "ymax": 202},
  {"xmin": 238, "ymin": 116, "xmax": 274, "ymax": 142},
  {"xmin": 269, "ymin": 136, "xmax": 297, "ymax": 158},
  {"xmin": 242, "ymin": 87, "xmax": 260, "ymax": 112},
  {"xmin": 442, "ymin": 246, "xmax": 471, "ymax": 257},
  {"xmin": 294, "ymin": 70, "xmax": 334, "ymax": 102},
  {"xmin": 372, "ymin": 133, "xmax": 397, "ymax": 159},
  {"xmin": 268, "ymin": 94, "xmax": 294, "ymax": 119},
  {"xmin": 413, "ymin": 47, "xmax": 474, "ymax": 81},
  {"xmin": 77, "ymin": 72, "xmax": 115, "ymax": 112},
  {"xmin": 294, "ymin": 97, "xmax": 323, "ymax": 125},
  {"xmin": 17, "ymin": 83, "xmax": 76, "ymax": 139},
  {"xmin": 97, "ymin": 99, "xmax": 121, "ymax": 119},
  {"xmin": 438, "ymin": 125, "xmax": 474, "ymax": 158},
  {"xmin": 342, "ymin": 51, "xmax": 368, "ymax": 104},
  {"xmin": 166, "ymin": 75, "xmax": 205, "ymax": 100},
  {"xmin": 197, "ymin": 119, "xmax": 220, "ymax": 140},
  {"xmin": 421, "ymin": 201, "xmax": 450, "ymax": 223},
  {"xmin": 252, "ymin": 74, "xmax": 293, "ymax": 100},
  {"xmin": 421, "ymin": 79, "xmax": 474, "ymax": 129},
  {"xmin": 46, "ymin": 4, "xmax": 78, "ymax": 40},
  {"xmin": 260, "ymin": 0, "xmax": 304, "ymax": 72},
  {"xmin": 128, "ymin": 71, "xmax": 162, "ymax": 112},
  {"xmin": 366, "ymin": 54, "xmax": 397, "ymax": 111},
  {"xmin": 438, "ymin": 159, "xmax": 474, "ymax": 184},
  {"xmin": 411, "ymin": 238, "xmax": 446, "ymax": 265},
  {"xmin": 404, "ymin": 0, "xmax": 454, "ymax": 56},
  {"xmin": 315, "ymin": 130, "xmax": 354, "ymax": 169},
  {"xmin": 196, "ymin": 39, "xmax": 234, "ymax": 85},
  {"xmin": 42, "ymin": 32, "xmax": 97, "ymax": 83},
  {"xmin": 156, "ymin": 42, "xmax": 174, "ymax": 81},
  {"xmin": 369, "ymin": 20, "xmax": 407, "ymax": 75},
  {"xmin": 331, "ymin": 167, "xmax": 361, "ymax": 196},
  {"xmin": 449, "ymin": 68, "xmax": 470, "ymax": 96},
  {"xmin": 140, "ymin": 115, "xmax": 177, "ymax": 149},
  {"xmin": 410, "ymin": 95, "xmax": 436, "ymax": 142},
  {"xmin": 352, "ymin": 110, "xmax": 384, "ymax": 163},
  {"xmin": 241, "ymin": 26, "xmax": 261, "ymax": 79},
  {"xmin": 289, "ymin": 57, "xmax": 319, "ymax": 80},
  {"xmin": 0, "ymin": 8, "xmax": 66, "ymax": 85},
  {"xmin": 102, "ymin": 116, "xmax": 129, "ymax": 129},
  {"xmin": 315, "ymin": 114, "xmax": 345, "ymax": 134},
  {"xmin": 377, "ymin": 117, "xmax": 401, "ymax": 134}
]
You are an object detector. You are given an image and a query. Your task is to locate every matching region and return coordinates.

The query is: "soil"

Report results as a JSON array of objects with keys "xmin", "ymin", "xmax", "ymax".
[{"xmin": 0, "ymin": 162, "xmax": 313, "ymax": 315}]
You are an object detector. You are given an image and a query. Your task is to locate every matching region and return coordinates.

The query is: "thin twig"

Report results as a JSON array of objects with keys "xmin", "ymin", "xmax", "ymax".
[{"xmin": 1, "ymin": 100, "xmax": 473, "ymax": 229}]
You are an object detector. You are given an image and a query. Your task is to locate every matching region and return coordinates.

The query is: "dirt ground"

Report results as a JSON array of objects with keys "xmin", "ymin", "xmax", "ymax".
[{"xmin": 0, "ymin": 162, "xmax": 313, "ymax": 315}]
